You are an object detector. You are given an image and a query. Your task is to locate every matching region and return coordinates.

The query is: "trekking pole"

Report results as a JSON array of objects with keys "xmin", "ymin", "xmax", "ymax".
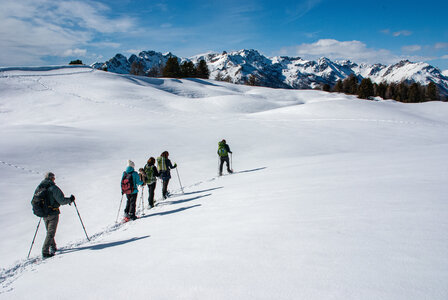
[
  {"xmin": 73, "ymin": 201, "xmax": 90, "ymax": 241},
  {"xmin": 175, "ymin": 168, "xmax": 184, "ymax": 194},
  {"xmin": 140, "ymin": 185, "xmax": 145, "ymax": 216},
  {"xmin": 116, "ymin": 194, "xmax": 124, "ymax": 223},
  {"xmin": 27, "ymin": 218, "xmax": 42, "ymax": 259}
]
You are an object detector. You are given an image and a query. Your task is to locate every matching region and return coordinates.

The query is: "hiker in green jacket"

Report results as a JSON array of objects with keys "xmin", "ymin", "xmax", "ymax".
[
  {"xmin": 218, "ymin": 139, "xmax": 233, "ymax": 176},
  {"xmin": 143, "ymin": 157, "xmax": 160, "ymax": 208},
  {"xmin": 157, "ymin": 151, "xmax": 177, "ymax": 199}
]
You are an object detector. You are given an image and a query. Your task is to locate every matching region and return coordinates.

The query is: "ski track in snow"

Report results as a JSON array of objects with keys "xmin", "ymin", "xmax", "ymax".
[{"xmin": 0, "ymin": 170, "xmax": 245, "ymax": 294}]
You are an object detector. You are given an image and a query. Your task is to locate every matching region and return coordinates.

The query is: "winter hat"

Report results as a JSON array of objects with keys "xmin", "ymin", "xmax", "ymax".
[
  {"xmin": 127, "ymin": 160, "xmax": 135, "ymax": 168},
  {"xmin": 45, "ymin": 172, "xmax": 55, "ymax": 180}
]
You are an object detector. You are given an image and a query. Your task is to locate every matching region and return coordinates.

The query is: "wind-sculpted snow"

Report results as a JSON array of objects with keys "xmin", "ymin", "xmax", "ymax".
[{"xmin": 0, "ymin": 67, "xmax": 447, "ymax": 299}]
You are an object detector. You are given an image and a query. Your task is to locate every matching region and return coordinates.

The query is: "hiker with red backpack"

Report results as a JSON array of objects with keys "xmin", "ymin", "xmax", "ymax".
[{"xmin": 121, "ymin": 160, "xmax": 144, "ymax": 221}]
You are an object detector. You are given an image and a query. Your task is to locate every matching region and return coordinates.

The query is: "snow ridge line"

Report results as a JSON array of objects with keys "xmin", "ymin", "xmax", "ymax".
[
  {"xmin": 0, "ymin": 160, "xmax": 42, "ymax": 175},
  {"xmin": 0, "ymin": 68, "xmax": 94, "ymax": 78},
  {"xmin": 245, "ymin": 117, "xmax": 448, "ymax": 128}
]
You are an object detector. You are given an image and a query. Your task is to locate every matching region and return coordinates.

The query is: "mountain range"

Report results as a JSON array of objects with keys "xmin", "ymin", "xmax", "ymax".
[{"xmin": 92, "ymin": 49, "xmax": 448, "ymax": 96}]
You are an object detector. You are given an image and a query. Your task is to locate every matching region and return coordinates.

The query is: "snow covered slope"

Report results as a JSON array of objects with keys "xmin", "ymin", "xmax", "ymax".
[
  {"xmin": 93, "ymin": 49, "xmax": 448, "ymax": 95},
  {"xmin": 0, "ymin": 66, "xmax": 447, "ymax": 299}
]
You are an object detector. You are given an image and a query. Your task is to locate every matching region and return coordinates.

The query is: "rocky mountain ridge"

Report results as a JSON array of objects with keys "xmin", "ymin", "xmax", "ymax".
[{"xmin": 92, "ymin": 49, "xmax": 448, "ymax": 95}]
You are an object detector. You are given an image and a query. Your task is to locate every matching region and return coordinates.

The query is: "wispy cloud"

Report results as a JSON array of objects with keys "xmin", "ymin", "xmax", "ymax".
[
  {"xmin": 435, "ymin": 43, "xmax": 448, "ymax": 49},
  {"xmin": 63, "ymin": 48, "xmax": 87, "ymax": 57},
  {"xmin": 442, "ymin": 55, "xmax": 448, "ymax": 59},
  {"xmin": 402, "ymin": 45, "xmax": 422, "ymax": 52},
  {"xmin": 381, "ymin": 29, "xmax": 413, "ymax": 37},
  {"xmin": 0, "ymin": 0, "xmax": 136, "ymax": 66},
  {"xmin": 279, "ymin": 39, "xmax": 400, "ymax": 64},
  {"xmin": 285, "ymin": 0, "xmax": 324, "ymax": 22},
  {"xmin": 393, "ymin": 30, "xmax": 412, "ymax": 37}
]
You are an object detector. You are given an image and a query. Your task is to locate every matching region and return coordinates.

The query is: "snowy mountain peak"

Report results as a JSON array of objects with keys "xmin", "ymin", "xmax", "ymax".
[{"xmin": 92, "ymin": 49, "xmax": 448, "ymax": 95}]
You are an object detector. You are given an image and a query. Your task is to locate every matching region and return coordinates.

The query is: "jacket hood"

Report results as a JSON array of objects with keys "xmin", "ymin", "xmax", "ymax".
[{"xmin": 126, "ymin": 166, "xmax": 135, "ymax": 173}]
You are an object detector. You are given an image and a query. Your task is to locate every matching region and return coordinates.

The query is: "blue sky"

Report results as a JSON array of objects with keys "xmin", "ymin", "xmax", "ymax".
[{"xmin": 1, "ymin": 0, "xmax": 447, "ymax": 70}]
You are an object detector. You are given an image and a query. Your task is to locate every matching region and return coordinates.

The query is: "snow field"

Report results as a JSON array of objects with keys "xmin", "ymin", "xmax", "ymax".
[{"xmin": 0, "ymin": 67, "xmax": 447, "ymax": 299}]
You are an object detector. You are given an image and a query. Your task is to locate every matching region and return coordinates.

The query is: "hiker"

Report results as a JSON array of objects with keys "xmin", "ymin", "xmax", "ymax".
[
  {"xmin": 218, "ymin": 139, "xmax": 233, "ymax": 176},
  {"xmin": 121, "ymin": 160, "xmax": 144, "ymax": 220},
  {"xmin": 143, "ymin": 157, "xmax": 160, "ymax": 208},
  {"xmin": 157, "ymin": 151, "xmax": 177, "ymax": 199},
  {"xmin": 32, "ymin": 172, "xmax": 75, "ymax": 258}
]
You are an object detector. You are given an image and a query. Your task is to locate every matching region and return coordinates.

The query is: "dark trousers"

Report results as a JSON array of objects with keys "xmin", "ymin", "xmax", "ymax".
[
  {"xmin": 162, "ymin": 179, "xmax": 170, "ymax": 198},
  {"xmin": 219, "ymin": 156, "xmax": 231, "ymax": 174},
  {"xmin": 125, "ymin": 193, "xmax": 138, "ymax": 217},
  {"xmin": 147, "ymin": 182, "xmax": 156, "ymax": 207},
  {"xmin": 43, "ymin": 214, "xmax": 59, "ymax": 254}
]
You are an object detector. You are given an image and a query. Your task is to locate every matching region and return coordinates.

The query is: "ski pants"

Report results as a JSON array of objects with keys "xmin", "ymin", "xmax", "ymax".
[
  {"xmin": 147, "ymin": 182, "xmax": 156, "ymax": 207},
  {"xmin": 162, "ymin": 179, "xmax": 170, "ymax": 198},
  {"xmin": 125, "ymin": 193, "xmax": 138, "ymax": 217},
  {"xmin": 219, "ymin": 156, "xmax": 231, "ymax": 174},
  {"xmin": 42, "ymin": 214, "xmax": 59, "ymax": 254}
]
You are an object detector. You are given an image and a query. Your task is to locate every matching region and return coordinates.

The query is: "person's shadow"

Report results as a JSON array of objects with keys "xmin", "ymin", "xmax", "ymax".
[{"xmin": 59, "ymin": 236, "xmax": 150, "ymax": 254}]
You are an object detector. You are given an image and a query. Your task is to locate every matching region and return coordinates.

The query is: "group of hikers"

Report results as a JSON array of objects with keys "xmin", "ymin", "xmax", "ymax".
[{"xmin": 30, "ymin": 140, "xmax": 233, "ymax": 258}]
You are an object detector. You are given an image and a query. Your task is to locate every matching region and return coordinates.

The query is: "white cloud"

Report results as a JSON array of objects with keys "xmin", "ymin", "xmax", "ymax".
[
  {"xmin": 435, "ymin": 43, "xmax": 448, "ymax": 49},
  {"xmin": 63, "ymin": 48, "xmax": 87, "ymax": 57},
  {"xmin": 402, "ymin": 45, "xmax": 422, "ymax": 52},
  {"xmin": 0, "ymin": 0, "xmax": 135, "ymax": 66},
  {"xmin": 280, "ymin": 39, "xmax": 400, "ymax": 65},
  {"xmin": 441, "ymin": 55, "xmax": 448, "ymax": 59},
  {"xmin": 393, "ymin": 30, "xmax": 412, "ymax": 37},
  {"xmin": 381, "ymin": 29, "xmax": 412, "ymax": 37}
]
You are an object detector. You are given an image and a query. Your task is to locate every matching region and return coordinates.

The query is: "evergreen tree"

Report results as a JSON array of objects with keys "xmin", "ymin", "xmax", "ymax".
[
  {"xmin": 163, "ymin": 57, "xmax": 181, "ymax": 78},
  {"xmin": 408, "ymin": 82, "xmax": 422, "ymax": 103},
  {"xmin": 426, "ymin": 81, "xmax": 439, "ymax": 101},
  {"xmin": 357, "ymin": 78, "xmax": 374, "ymax": 99},
  {"xmin": 322, "ymin": 83, "xmax": 331, "ymax": 92},
  {"xmin": 130, "ymin": 61, "xmax": 145, "ymax": 76},
  {"xmin": 195, "ymin": 59, "xmax": 210, "ymax": 79},
  {"xmin": 342, "ymin": 74, "xmax": 358, "ymax": 95},
  {"xmin": 332, "ymin": 80, "xmax": 343, "ymax": 93},
  {"xmin": 396, "ymin": 82, "xmax": 409, "ymax": 102},
  {"xmin": 375, "ymin": 82, "xmax": 388, "ymax": 99},
  {"xmin": 69, "ymin": 59, "xmax": 83, "ymax": 65},
  {"xmin": 385, "ymin": 82, "xmax": 396, "ymax": 100},
  {"xmin": 180, "ymin": 61, "xmax": 196, "ymax": 78},
  {"xmin": 147, "ymin": 65, "xmax": 163, "ymax": 77}
]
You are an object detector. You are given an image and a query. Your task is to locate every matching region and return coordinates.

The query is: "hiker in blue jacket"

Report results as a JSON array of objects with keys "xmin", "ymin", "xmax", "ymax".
[{"xmin": 121, "ymin": 160, "xmax": 144, "ymax": 220}]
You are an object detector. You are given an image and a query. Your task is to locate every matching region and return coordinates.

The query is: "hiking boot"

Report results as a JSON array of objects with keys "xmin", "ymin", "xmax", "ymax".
[
  {"xmin": 130, "ymin": 215, "xmax": 138, "ymax": 220},
  {"xmin": 50, "ymin": 245, "xmax": 57, "ymax": 254},
  {"xmin": 42, "ymin": 252, "xmax": 55, "ymax": 258}
]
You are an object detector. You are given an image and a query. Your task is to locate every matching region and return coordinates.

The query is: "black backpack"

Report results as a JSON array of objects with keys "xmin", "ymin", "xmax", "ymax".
[
  {"xmin": 121, "ymin": 171, "xmax": 135, "ymax": 194},
  {"xmin": 31, "ymin": 181, "xmax": 52, "ymax": 217}
]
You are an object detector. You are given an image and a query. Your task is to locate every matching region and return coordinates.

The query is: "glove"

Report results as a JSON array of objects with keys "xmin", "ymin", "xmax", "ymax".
[
  {"xmin": 173, "ymin": 163, "xmax": 177, "ymax": 168},
  {"xmin": 70, "ymin": 195, "xmax": 75, "ymax": 202}
]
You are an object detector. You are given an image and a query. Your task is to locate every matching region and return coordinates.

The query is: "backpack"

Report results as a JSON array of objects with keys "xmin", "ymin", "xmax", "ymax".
[
  {"xmin": 31, "ymin": 182, "xmax": 52, "ymax": 217},
  {"xmin": 121, "ymin": 171, "xmax": 135, "ymax": 194},
  {"xmin": 157, "ymin": 157, "xmax": 167, "ymax": 172},
  {"xmin": 144, "ymin": 165, "xmax": 156, "ymax": 183},
  {"xmin": 218, "ymin": 142, "xmax": 228, "ymax": 157}
]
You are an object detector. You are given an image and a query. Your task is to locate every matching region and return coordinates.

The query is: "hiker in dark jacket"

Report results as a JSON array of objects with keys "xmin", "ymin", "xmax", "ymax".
[
  {"xmin": 157, "ymin": 151, "xmax": 177, "ymax": 199},
  {"xmin": 121, "ymin": 160, "xmax": 144, "ymax": 220},
  {"xmin": 218, "ymin": 139, "xmax": 233, "ymax": 176},
  {"xmin": 143, "ymin": 157, "xmax": 160, "ymax": 208},
  {"xmin": 33, "ymin": 172, "xmax": 74, "ymax": 258}
]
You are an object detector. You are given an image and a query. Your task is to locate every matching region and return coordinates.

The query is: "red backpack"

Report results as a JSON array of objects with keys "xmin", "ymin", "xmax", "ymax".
[{"xmin": 121, "ymin": 172, "xmax": 135, "ymax": 194}]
